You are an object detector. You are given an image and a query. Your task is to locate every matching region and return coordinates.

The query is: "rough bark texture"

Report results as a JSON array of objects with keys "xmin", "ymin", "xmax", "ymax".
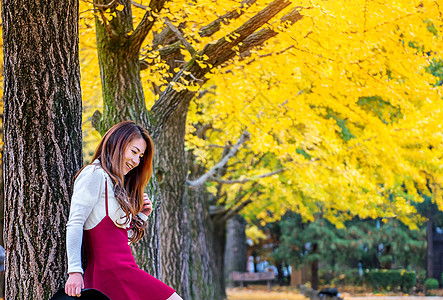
[
  {"xmin": 187, "ymin": 177, "xmax": 223, "ymax": 299},
  {"xmin": 91, "ymin": 0, "xmax": 151, "ymax": 134},
  {"xmin": 1, "ymin": 1, "xmax": 83, "ymax": 298},
  {"xmin": 155, "ymin": 98, "xmax": 193, "ymax": 298},
  {"xmin": 0, "ymin": 136, "xmax": 4, "ymax": 298},
  {"xmin": 224, "ymin": 215, "xmax": 247, "ymax": 287}
]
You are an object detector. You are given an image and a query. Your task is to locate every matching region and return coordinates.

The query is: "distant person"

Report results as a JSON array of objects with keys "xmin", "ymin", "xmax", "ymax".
[{"xmin": 65, "ymin": 121, "xmax": 182, "ymax": 300}]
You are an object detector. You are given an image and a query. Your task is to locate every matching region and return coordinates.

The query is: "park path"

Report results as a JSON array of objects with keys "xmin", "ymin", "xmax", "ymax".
[{"xmin": 348, "ymin": 297, "xmax": 443, "ymax": 300}]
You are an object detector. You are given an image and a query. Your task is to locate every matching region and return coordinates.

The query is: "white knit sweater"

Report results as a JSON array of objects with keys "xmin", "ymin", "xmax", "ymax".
[{"xmin": 66, "ymin": 161, "xmax": 148, "ymax": 274}]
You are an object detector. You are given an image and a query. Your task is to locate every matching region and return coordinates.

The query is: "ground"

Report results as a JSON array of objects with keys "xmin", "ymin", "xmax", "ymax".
[{"xmin": 226, "ymin": 285, "xmax": 443, "ymax": 300}]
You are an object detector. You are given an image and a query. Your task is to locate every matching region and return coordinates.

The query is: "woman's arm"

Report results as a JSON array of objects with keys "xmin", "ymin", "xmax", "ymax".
[{"xmin": 66, "ymin": 166, "xmax": 104, "ymax": 273}]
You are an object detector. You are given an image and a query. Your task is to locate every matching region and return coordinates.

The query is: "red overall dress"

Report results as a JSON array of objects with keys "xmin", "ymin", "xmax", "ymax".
[{"xmin": 83, "ymin": 179, "xmax": 175, "ymax": 300}]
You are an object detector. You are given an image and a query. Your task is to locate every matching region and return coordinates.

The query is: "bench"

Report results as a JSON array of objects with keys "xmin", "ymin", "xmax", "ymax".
[{"xmin": 231, "ymin": 271, "xmax": 276, "ymax": 291}]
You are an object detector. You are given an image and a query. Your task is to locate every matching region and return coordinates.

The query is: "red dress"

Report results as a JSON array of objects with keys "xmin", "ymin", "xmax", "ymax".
[{"xmin": 83, "ymin": 179, "xmax": 175, "ymax": 300}]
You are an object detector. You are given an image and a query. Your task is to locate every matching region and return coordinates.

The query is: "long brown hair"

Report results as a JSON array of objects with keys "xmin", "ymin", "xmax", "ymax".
[{"xmin": 85, "ymin": 121, "xmax": 154, "ymax": 243}]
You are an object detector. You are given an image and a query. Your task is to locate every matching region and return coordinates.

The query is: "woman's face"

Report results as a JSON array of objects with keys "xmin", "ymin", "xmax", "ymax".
[{"xmin": 123, "ymin": 137, "xmax": 147, "ymax": 175}]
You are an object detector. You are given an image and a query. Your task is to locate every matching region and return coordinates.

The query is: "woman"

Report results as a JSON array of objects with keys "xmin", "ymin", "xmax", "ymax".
[{"xmin": 65, "ymin": 121, "xmax": 182, "ymax": 300}]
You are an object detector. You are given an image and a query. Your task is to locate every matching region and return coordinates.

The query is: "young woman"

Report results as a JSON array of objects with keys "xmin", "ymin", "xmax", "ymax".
[{"xmin": 65, "ymin": 121, "xmax": 182, "ymax": 300}]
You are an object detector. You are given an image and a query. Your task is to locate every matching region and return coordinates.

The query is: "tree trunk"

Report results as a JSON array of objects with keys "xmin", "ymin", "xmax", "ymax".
[
  {"xmin": 90, "ymin": 0, "xmax": 165, "ymax": 278},
  {"xmin": 311, "ymin": 244, "xmax": 319, "ymax": 290},
  {"xmin": 224, "ymin": 215, "xmax": 247, "ymax": 287},
  {"xmin": 213, "ymin": 217, "xmax": 228, "ymax": 298},
  {"xmin": 155, "ymin": 97, "xmax": 192, "ymax": 298},
  {"xmin": 91, "ymin": 0, "xmax": 150, "ymax": 134},
  {"xmin": 187, "ymin": 184, "xmax": 220, "ymax": 300},
  {"xmin": 2, "ymin": 1, "xmax": 83, "ymax": 298},
  {"xmin": 427, "ymin": 217, "xmax": 434, "ymax": 279},
  {"xmin": 0, "ymin": 136, "xmax": 4, "ymax": 298}
]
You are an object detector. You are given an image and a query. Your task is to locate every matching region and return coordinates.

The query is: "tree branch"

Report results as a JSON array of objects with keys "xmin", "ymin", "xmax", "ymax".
[
  {"xmin": 221, "ymin": 199, "xmax": 253, "ymax": 222},
  {"xmin": 149, "ymin": 4, "xmax": 302, "ymax": 135},
  {"xmin": 92, "ymin": 0, "xmax": 118, "ymax": 39},
  {"xmin": 140, "ymin": 41, "xmax": 183, "ymax": 70},
  {"xmin": 187, "ymin": 131, "xmax": 251, "ymax": 187},
  {"xmin": 198, "ymin": 0, "xmax": 258, "ymax": 37},
  {"xmin": 212, "ymin": 7, "xmax": 303, "ymax": 68},
  {"xmin": 131, "ymin": 0, "xmax": 148, "ymax": 9},
  {"xmin": 130, "ymin": 0, "xmax": 167, "ymax": 53},
  {"xmin": 201, "ymin": 0, "xmax": 292, "ymax": 60},
  {"xmin": 210, "ymin": 168, "xmax": 285, "ymax": 185},
  {"xmin": 220, "ymin": 184, "xmax": 262, "ymax": 221},
  {"xmin": 164, "ymin": 18, "xmax": 196, "ymax": 55}
]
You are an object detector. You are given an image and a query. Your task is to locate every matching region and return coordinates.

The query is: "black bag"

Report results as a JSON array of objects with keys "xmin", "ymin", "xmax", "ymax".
[{"xmin": 50, "ymin": 288, "xmax": 110, "ymax": 300}]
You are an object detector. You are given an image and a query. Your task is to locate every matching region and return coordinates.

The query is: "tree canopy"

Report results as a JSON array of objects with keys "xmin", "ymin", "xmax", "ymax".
[{"xmin": 73, "ymin": 0, "xmax": 443, "ymax": 229}]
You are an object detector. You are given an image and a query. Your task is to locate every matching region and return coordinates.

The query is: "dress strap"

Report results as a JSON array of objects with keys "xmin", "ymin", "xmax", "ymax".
[{"xmin": 105, "ymin": 177, "xmax": 109, "ymax": 217}]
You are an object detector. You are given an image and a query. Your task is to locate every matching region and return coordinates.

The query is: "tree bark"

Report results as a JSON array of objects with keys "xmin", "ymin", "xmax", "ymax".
[
  {"xmin": 155, "ymin": 97, "xmax": 192, "ymax": 298},
  {"xmin": 187, "ymin": 184, "xmax": 220, "ymax": 300},
  {"xmin": 213, "ymin": 216, "xmax": 228, "ymax": 297},
  {"xmin": 91, "ymin": 0, "xmax": 151, "ymax": 134},
  {"xmin": 427, "ymin": 217, "xmax": 434, "ymax": 279},
  {"xmin": 2, "ymin": 1, "xmax": 83, "ymax": 298},
  {"xmin": 0, "ymin": 130, "xmax": 4, "ymax": 298},
  {"xmin": 224, "ymin": 215, "xmax": 247, "ymax": 287},
  {"xmin": 311, "ymin": 243, "xmax": 319, "ymax": 290}
]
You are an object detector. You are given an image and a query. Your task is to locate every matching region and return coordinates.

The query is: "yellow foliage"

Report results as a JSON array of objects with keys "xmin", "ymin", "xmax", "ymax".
[
  {"xmin": 1, "ymin": 0, "xmax": 442, "ymax": 228},
  {"xmin": 245, "ymin": 225, "xmax": 267, "ymax": 245}
]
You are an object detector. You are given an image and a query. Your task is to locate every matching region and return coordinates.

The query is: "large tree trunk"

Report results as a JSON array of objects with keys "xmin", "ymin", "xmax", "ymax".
[
  {"xmin": 0, "ymin": 139, "xmax": 4, "ymax": 298},
  {"xmin": 91, "ymin": 0, "xmax": 150, "ymax": 134},
  {"xmin": 187, "ymin": 180, "xmax": 223, "ymax": 299},
  {"xmin": 155, "ymin": 98, "xmax": 192, "ymax": 298},
  {"xmin": 2, "ymin": 1, "xmax": 83, "ymax": 298},
  {"xmin": 90, "ymin": 0, "xmax": 164, "ymax": 278}
]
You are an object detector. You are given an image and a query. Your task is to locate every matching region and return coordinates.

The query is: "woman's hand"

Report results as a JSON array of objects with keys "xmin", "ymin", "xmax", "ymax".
[
  {"xmin": 65, "ymin": 272, "xmax": 84, "ymax": 297},
  {"xmin": 141, "ymin": 193, "xmax": 153, "ymax": 217}
]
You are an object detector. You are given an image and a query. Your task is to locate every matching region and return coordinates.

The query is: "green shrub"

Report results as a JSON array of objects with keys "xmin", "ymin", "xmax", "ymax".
[
  {"xmin": 364, "ymin": 269, "xmax": 416, "ymax": 292},
  {"xmin": 401, "ymin": 271, "xmax": 416, "ymax": 293},
  {"xmin": 424, "ymin": 278, "xmax": 439, "ymax": 291},
  {"xmin": 390, "ymin": 270, "xmax": 402, "ymax": 290}
]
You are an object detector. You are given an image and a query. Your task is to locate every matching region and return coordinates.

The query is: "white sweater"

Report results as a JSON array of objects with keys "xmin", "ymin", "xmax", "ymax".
[{"xmin": 66, "ymin": 161, "xmax": 148, "ymax": 274}]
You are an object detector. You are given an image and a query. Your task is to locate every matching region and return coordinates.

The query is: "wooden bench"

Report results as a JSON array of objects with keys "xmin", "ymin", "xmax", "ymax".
[{"xmin": 231, "ymin": 271, "xmax": 276, "ymax": 290}]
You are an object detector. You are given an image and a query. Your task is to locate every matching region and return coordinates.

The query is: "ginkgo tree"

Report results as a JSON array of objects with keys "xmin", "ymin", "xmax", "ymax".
[{"xmin": 73, "ymin": 0, "xmax": 443, "ymax": 298}]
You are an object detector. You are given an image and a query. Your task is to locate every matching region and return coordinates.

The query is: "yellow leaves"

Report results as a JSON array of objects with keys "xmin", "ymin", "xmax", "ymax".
[
  {"xmin": 245, "ymin": 225, "xmax": 267, "ymax": 245},
  {"xmin": 74, "ymin": 0, "xmax": 443, "ymax": 228}
]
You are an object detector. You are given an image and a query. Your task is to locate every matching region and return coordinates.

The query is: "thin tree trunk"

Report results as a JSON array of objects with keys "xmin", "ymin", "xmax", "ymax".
[
  {"xmin": 2, "ymin": 1, "xmax": 83, "ymax": 298},
  {"xmin": 427, "ymin": 217, "xmax": 434, "ymax": 279},
  {"xmin": 213, "ymin": 217, "xmax": 228, "ymax": 298},
  {"xmin": 224, "ymin": 215, "xmax": 247, "ymax": 287},
  {"xmin": 311, "ymin": 243, "xmax": 319, "ymax": 291}
]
